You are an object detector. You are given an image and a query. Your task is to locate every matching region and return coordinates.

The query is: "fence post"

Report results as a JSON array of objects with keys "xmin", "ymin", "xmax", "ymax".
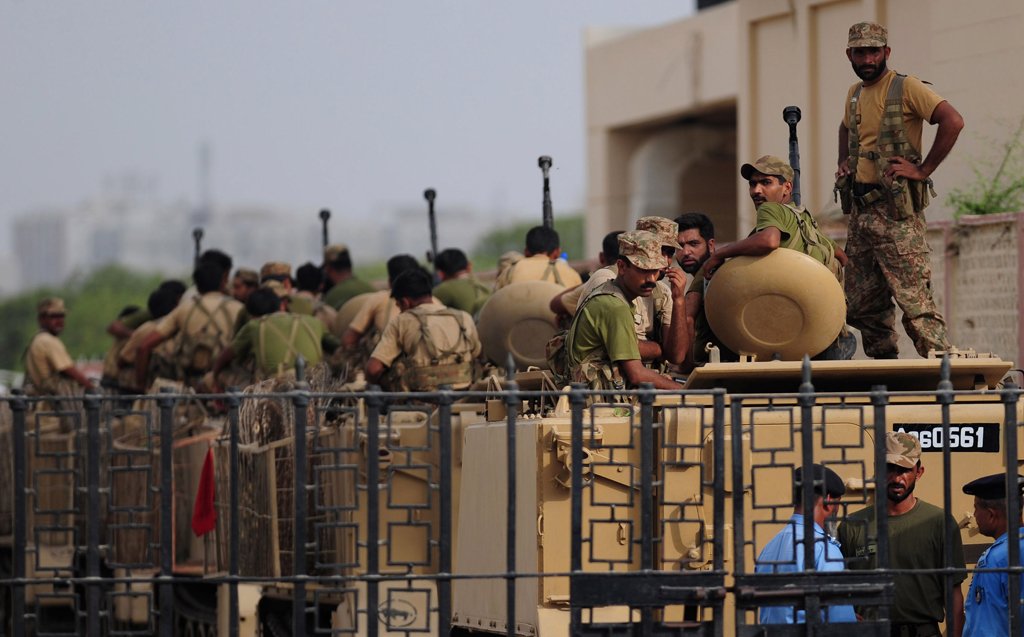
[
  {"xmin": 291, "ymin": 381, "xmax": 310, "ymax": 636},
  {"xmin": 436, "ymin": 387, "xmax": 454, "ymax": 635},
  {"xmin": 226, "ymin": 388, "xmax": 241, "ymax": 637},
  {"xmin": 936, "ymin": 356, "xmax": 956, "ymax": 629},
  {"xmin": 365, "ymin": 386, "xmax": 382, "ymax": 637},
  {"xmin": 503, "ymin": 380, "xmax": 520, "ymax": 637},
  {"xmin": 1003, "ymin": 382, "xmax": 1021, "ymax": 635},
  {"xmin": 568, "ymin": 383, "xmax": 586, "ymax": 633},
  {"xmin": 157, "ymin": 387, "xmax": 176, "ymax": 637},
  {"xmin": 870, "ymin": 383, "xmax": 890, "ymax": 625},
  {"xmin": 638, "ymin": 383, "xmax": 656, "ymax": 634},
  {"xmin": 711, "ymin": 388, "xmax": 726, "ymax": 637},
  {"xmin": 84, "ymin": 390, "xmax": 102, "ymax": 636},
  {"xmin": 10, "ymin": 392, "xmax": 27, "ymax": 637}
]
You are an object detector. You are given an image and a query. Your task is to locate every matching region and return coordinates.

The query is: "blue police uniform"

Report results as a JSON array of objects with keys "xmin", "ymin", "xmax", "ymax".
[
  {"xmin": 964, "ymin": 530, "xmax": 1024, "ymax": 636},
  {"xmin": 755, "ymin": 513, "xmax": 857, "ymax": 624}
]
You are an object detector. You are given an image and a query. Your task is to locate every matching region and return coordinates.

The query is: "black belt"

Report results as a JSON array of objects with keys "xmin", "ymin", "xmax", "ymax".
[
  {"xmin": 890, "ymin": 622, "xmax": 940, "ymax": 637},
  {"xmin": 853, "ymin": 182, "xmax": 882, "ymax": 196}
]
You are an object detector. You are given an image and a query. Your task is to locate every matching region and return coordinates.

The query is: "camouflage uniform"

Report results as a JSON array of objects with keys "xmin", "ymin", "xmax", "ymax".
[{"xmin": 841, "ymin": 22, "xmax": 951, "ymax": 358}]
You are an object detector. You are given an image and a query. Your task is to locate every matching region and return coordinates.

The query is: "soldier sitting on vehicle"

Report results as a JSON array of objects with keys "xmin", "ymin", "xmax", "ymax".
[
  {"xmin": 431, "ymin": 248, "xmax": 491, "ymax": 317},
  {"xmin": 117, "ymin": 286, "xmax": 186, "ymax": 392},
  {"xmin": 492, "ymin": 225, "xmax": 582, "ymax": 291},
  {"xmin": 24, "ymin": 297, "xmax": 95, "ymax": 396},
  {"xmin": 323, "ymin": 243, "xmax": 375, "ymax": 310},
  {"xmin": 290, "ymin": 261, "xmax": 338, "ymax": 330},
  {"xmin": 562, "ymin": 231, "xmax": 683, "ymax": 391},
  {"xmin": 366, "ymin": 268, "xmax": 481, "ymax": 392}
]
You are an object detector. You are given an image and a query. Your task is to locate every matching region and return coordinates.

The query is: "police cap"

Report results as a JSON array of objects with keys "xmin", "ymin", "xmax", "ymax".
[
  {"xmin": 963, "ymin": 473, "xmax": 1024, "ymax": 500},
  {"xmin": 795, "ymin": 464, "xmax": 846, "ymax": 498}
]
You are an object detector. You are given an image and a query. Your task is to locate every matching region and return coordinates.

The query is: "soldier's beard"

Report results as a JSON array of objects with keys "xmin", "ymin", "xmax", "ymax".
[
  {"xmin": 854, "ymin": 58, "xmax": 887, "ymax": 82},
  {"xmin": 886, "ymin": 479, "xmax": 915, "ymax": 504},
  {"xmin": 680, "ymin": 251, "xmax": 710, "ymax": 275}
]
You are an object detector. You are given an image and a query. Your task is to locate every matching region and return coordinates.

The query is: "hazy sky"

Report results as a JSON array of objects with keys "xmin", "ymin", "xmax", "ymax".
[{"xmin": 0, "ymin": 1, "xmax": 694, "ymax": 248}]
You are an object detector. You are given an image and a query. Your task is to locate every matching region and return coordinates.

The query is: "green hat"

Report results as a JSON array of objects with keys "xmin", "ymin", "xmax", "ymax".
[
  {"xmin": 618, "ymin": 230, "xmax": 667, "ymax": 270},
  {"xmin": 847, "ymin": 21, "xmax": 887, "ymax": 48},
  {"xmin": 886, "ymin": 431, "xmax": 922, "ymax": 469},
  {"xmin": 741, "ymin": 155, "xmax": 794, "ymax": 183},
  {"xmin": 636, "ymin": 216, "xmax": 683, "ymax": 251}
]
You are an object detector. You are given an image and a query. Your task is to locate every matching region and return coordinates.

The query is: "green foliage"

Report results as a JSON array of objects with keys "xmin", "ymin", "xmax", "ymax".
[
  {"xmin": 949, "ymin": 117, "xmax": 1024, "ymax": 218},
  {"xmin": 0, "ymin": 265, "xmax": 165, "ymax": 370},
  {"xmin": 471, "ymin": 214, "xmax": 584, "ymax": 266}
]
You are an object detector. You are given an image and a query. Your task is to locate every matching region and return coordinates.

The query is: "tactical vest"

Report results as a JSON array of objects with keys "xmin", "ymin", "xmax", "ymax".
[
  {"xmin": 560, "ymin": 281, "xmax": 629, "ymax": 392},
  {"xmin": 255, "ymin": 313, "xmax": 323, "ymax": 379},
  {"xmin": 176, "ymin": 296, "xmax": 235, "ymax": 374},
  {"xmin": 846, "ymin": 72, "xmax": 937, "ymax": 217},
  {"xmin": 389, "ymin": 306, "xmax": 476, "ymax": 392},
  {"xmin": 779, "ymin": 203, "xmax": 843, "ymax": 282}
]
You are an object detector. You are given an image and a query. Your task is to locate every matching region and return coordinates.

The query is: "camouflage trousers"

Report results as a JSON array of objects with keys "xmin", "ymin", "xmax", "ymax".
[{"xmin": 844, "ymin": 198, "xmax": 949, "ymax": 358}]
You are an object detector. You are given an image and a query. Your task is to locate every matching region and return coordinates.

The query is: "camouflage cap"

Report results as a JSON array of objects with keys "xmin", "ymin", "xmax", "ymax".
[
  {"xmin": 740, "ymin": 155, "xmax": 794, "ymax": 183},
  {"xmin": 618, "ymin": 230, "xmax": 668, "ymax": 270},
  {"xmin": 261, "ymin": 280, "xmax": 289, "ymax": 297},
  {"xmin": 260, "ymin": 261, "xmax": 291, "ymax": 282},
  {"xmin": 847, "ymin": 21, "xmax": 887, "ymax": 48},
  {"xmin": 636, "ymin": 216, "xmax": 683, "ymax": 251},
  {"xmin": 37, "ymin": 297, "xmax": 66, "ymax": 316},
  {"xmin": 323, "ymin": 244, "xmax": 350, "ymax": 264},
  {"xmin": 885, "ymin": 431, "xmax": 922, "ymax": 469},
  {"xmin": 234, "ymin": 268, "xmax": 259, "ymax": 286}
]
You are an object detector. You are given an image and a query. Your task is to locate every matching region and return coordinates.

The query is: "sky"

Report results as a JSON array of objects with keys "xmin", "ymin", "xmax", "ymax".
[{"xmin": 0, "ymin": 1, "xmax": 695, "ymax": 251}]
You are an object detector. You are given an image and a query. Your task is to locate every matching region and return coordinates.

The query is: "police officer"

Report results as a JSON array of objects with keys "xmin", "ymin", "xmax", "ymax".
[{"xmin": 962, "ymin": 473, "xmax": 1024, "ymax": 636}]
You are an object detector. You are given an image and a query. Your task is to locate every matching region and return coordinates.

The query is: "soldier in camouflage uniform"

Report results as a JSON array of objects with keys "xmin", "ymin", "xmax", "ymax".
[
  {"xmin": 836, "ymin": 22, "xmax": 964, "ymax": 358},
  {"xmin": 24, "ymin": 297, "xmax": 95, "ymax": 395},
  {"xmin": 366, "ymin": 268, "xmax": 481, "ymax": 392},
  {"xmin": 565, "ymin": 231, "xmax": 683, "ymax": 391}
]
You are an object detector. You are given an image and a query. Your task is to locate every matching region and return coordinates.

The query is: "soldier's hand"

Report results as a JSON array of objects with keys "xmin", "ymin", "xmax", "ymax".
[
  {"xmin": 703, "ymin": 255, "xmax": 723, "ymax": 280},
  {"xmin": 835, "ymin": 161, "xmax": 851, "ymax": 179},
  {"xmin": 885, "ymin": 156, "xmax": 927, "ymax": 181},
  {"xmin": 663, "ymin": 268, "xmax": 687, "ymax": 298}
]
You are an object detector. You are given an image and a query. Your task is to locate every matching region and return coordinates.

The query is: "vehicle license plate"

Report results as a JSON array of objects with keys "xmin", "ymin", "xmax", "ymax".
[{"xmin": 893, "ymin": 423, "xmax": 1000, "ymax": 453}]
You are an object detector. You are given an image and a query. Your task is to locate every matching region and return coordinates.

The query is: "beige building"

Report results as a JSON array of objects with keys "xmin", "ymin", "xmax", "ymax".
[
  {"xmin": 586, "ymin": 0, "xmax": 1024, "ymax": 360},
  {"xmin": 586, "ymin": 0, "xmax": 1024, "ymax": 242}
]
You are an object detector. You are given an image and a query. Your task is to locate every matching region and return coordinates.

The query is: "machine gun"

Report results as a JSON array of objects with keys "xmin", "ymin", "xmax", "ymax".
[
  {"xmin": 319, "ymin": 209, "xmax": 331, "ymax": 249},
  {"xmin": 538, "ymin": 156, "xmax": 554, "ymax": 229},
  {"xmin": 783, "ymin": 106, "xmax": 802, "ymax": 207},
  {"xmin": 192, "ymin": 227, "xmax": 204, "ymax": 267},
  {"xmin": 424, "ymin": 189, "xmax": 438, "ymax": 273}
]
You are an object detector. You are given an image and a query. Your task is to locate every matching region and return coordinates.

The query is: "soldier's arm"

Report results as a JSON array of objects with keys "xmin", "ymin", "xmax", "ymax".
[
  {"xmin": 341, "ymin": 327, "xmax": 363, "ymax": 350},
  {"xmin": 60, "ymin": 365, "xmax": 95, "ymax": 391},
  {"xmin": 950, "ymin": 583, "xmax": 964, "ymax": 637},
  {"xmin": 366, "ymin": 357, "xmax": 386, "ymax": 383},
  {"xmin": 659, "ymin": 269, "xmax": 687, "ymax": 366},
  {"xmin": 704, "ymin": 227, "xmax": 782, "ymax": 279},
  {"xmin": 106, "ymin": 319, "xmax": 134, "ymax": 339},
  {"xmin": 886, "ymin": 101, "xmax": 964, "ymax": 182},
  {"xmin": 134, "ymin": 331, "xmax": 166, "ymax": 390},
  {"xmin": 637, "ymin": 340, "xmax": 662, "ymax": 361},
  {"xmin": 616, "ymin": 359, "xmax": 682, "ymax": 390},
  {"xmin": 549, "ymin": 288, "xmax": 574, "ymax": 317},
  {"xmin": 837, "ymin": 122, "xmax": 851, "ymax": 178}
]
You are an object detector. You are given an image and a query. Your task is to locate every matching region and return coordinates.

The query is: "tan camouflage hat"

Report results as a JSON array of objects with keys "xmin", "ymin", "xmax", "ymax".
[
  {"xmin": 741, "ymin": 155, "xmax": 794, "ymax": 183},
  {"xmin": 260, "ymin": 261, "xmax": 291, "ymax": 282},
  {"xmin": 262, "ymin": 280, "xmax": 289, "ymax": 297},
  {"xmin": 37, "ymin": 297, "xmax": 66, "ymax": 316},
  {"xmin": 323, "ymin": 244, "xmax": 350, "ymax": 264},
  {"xmin": 234, "ymin": 268, "xmax": 259, "ymax": 286},
  {"xmin": 886, "ymin": 431, "xmax": 922, "ymax": 469},
  {"xmin": 618, "ymin": 230, "xmax": 667, "ymax": 270},
  {"xmin": 636, "ymin": 216, "xmax": 683, "ymax": 251},
  {"xmin": 847, "ymin": 21, "xmax": 887, "ymax": 48}
]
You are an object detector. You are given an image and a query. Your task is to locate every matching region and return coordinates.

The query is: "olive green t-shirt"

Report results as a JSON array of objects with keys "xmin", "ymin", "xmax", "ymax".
[
  {"xmin": 686, "ymin": 265, "xmax": 738, "ymax": 365},
  {"xmin": 838, "ymin": 499, "xmax": 966, "ymax": 623},
  {"xmin": 567, "ymin": 294, "xmax": 640, "ymax": 367},
  {"xmin": 754, "ymin": 202, "xmax": 837, "ymax": 268},
  {"xmin": 230, "ymin": 312, "xmax": 326, "ymax": 377},
  {"xmin": 433, "ymin": 276, "xmax": 492, "ymax": 316},
  {"xmin": 122, "ymin": 308, "xmax": 152, "ymax": 331},
  {"xmin": 324, "ymin": 276, "xmax": 375, "ymax": 310}
]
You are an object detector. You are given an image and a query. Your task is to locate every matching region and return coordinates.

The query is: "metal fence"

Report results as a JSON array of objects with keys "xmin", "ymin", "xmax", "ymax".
[{"xmin": 0, "ymin": 366, "xmax": 1021, "ymax": 636}]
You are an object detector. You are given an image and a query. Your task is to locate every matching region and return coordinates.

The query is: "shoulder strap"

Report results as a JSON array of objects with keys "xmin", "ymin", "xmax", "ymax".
[
  {"xmin": 847, "ymin": 83, "xmax": 863, "ymax": 177},
  {"xmin": 564, "ymin": 285, "xmax": 627, "ymax": 361},
  {"xmin": 409, "ymin": 307, "xmax": 471, "ymax": 363},
  {"xmin": 258, "ymin": 315, "xmax": 319, "ymax": 373},
  {"xmin": 542, "ymin": 260, "xmax": 564, "ymax": 286}
]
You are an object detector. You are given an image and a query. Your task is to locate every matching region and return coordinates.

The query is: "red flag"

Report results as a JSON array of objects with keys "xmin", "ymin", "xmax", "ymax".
[{"xmin": 191, "ymin": 448, "xmax": 217, "ymax": 536}]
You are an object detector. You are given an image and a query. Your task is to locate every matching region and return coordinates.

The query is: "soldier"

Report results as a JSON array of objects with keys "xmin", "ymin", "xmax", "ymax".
[
  {"xmin": 837, "ymin": 21, "xmax": 964, "ymax": 359},
  {"xmin": 231, "ymin": 268, "xmax": 259, "ymax": 304},
  {"xmin": 209, "ymin": 287, "xmax": 333, "ymax": 388},
  {"xmin": 291, "ymin": 261, "xmax": 338, "ymax": 329},
  {"xmin": 23, "ymin": 297, "xmax": 95, "ymax": 395},
  {"xmin": 366, "ymin": 268, "xmax": 481, "ymax": 392},
  {"xmin": 431, "ymin": 248, "xmax": 491, "ymax": 317},
  {"xmin": 134, "ymin": 260, "xmax": 243, "ymax": 389},
  {"xmin": 549, "ymin": 230, "xmax": 624, "ymax": 319},
  {"xmin": 492, "ymin": 225, "xmax": 582, "ymax": 290},
  {"xmin": 259, "ymin": 261, "xmax": 294, "ymax": 298},
  {"xmin": 323, "ymin": 244, "xmax": 375, "ymax": 310},
  {"xmin": 961, "ymin": 473, "xmax": 1024, "ymax": 636},
  {"xmin": 554, "ymin": 218, "xmax": 685, "ymax": 365},
  {"xmin": 341, "ymin": 254, "xmax": 423, "ymax": 352},
  {"xmin": 697, "ymin": 156, "xmax": 853, "ymax": 361},
  {"xmin": 674, "ymin": 212, "xmax": 716, "ymax": 276},
  {"xmin": 117, "ymin": 286, "xmax": 184, "ymax": 391},
  {"xmin": 563, "ymin": 231, "xmax": 682, "ymax": 391},
  {"xmin": 838, "ymin": 432, "xmax": 965, "ymax": 637},
  {"xmin": 755, "ymin": 464, "xmax": 855, "ymax": 624}
]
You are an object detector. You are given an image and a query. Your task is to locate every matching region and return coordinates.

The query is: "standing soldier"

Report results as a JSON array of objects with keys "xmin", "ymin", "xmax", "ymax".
[
  {"xmin": 24, "ymin": 297, "xmax": 95, "ymax": 395},
  {"xmin": 837, "ymin": 21, "xmax": 964, "ymax": 359},
  {"xmin": 366, "ymin": 268, "xmax": 480, "ymax": 392}
]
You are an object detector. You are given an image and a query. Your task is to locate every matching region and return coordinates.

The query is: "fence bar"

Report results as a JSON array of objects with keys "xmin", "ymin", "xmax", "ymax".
[
  {"xmin": 84, "ymin": 391, "xmax": 102, "ymax": 636},
  {"xmin": 226, "ymin": 390, "xmax": 241, "ymax": 637},
  {"xmin": 798, "ymin": 358, "xmax": 822, "ymax": 626},
  {"xmin": 870, "ymin": 384, "xmax": 890, "ymax": 624},
  {"xmin": 504, "ymin": 381, "xmax": 519, "ymax": 637},
  {"xmin": 291, "ymin": 385, "xmax": 310, "ymax": 637},
  {"xmin": 730, "ymin": 400, "xmax": 746, "ymax": 630},
  {"xmin": 365, "ymin": 387, "xmax": 382, "ymax": 637},
  {"xmin": 11, "ymin": 393, "xmax": 27, "ymax": 637},
  {"xmin": 711, "ymin": 389, "xmax": 726, "ymax": 637},
  {"xmin": 157, "ymin": 388, "xmax": 176, "ymax": 637},
  {"xmin": 937, "ymin": 356, "xmax": 956, "ymax": 632},
  {"xmin": 1003, "ymin": 382, "xmax": 1021, "ymax": 635},
  {"xmin": 638, "ymin": 384, "xmax": 655, "ymax": 633},
  {"xmin": 437, "ymin": 388, "xmax": 454, "ymax": 634},
  {"xmin": 568, "ymin": 384, "xmax": 586, "ymax": 633}
]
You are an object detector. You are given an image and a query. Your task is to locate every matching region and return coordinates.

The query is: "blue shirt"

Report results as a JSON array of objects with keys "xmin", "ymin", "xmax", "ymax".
[
  {"xmin": 965, "ymin": 530, "xmax": 1024, "ymax": 636},
  {"xmin": 755, "ymin": 513, "xmax": 857, "ymax": 624}
]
